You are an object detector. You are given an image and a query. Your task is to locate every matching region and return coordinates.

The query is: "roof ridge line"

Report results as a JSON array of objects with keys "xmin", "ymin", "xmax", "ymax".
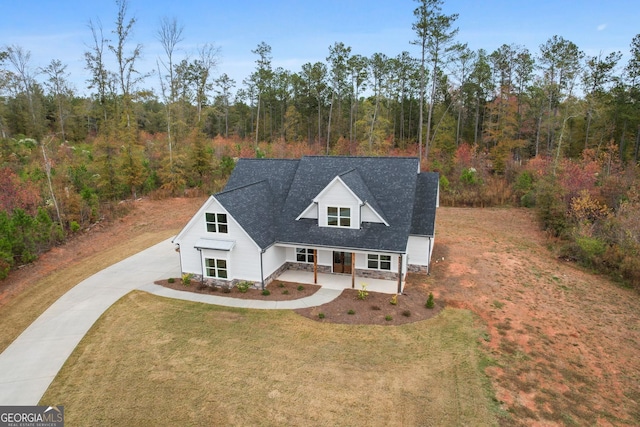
[{"xmin": 216, "ymin": 179, "xmax": 269, "ymax": 195}]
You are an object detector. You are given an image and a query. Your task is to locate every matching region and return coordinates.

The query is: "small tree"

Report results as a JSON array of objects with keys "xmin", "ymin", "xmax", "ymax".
[{"xmin": 425, "ymin": 292, "xmax": 435, "ymax": 309}]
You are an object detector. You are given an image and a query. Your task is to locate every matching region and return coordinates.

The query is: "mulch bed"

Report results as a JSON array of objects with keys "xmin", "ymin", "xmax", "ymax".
[
  {"xmin": 155, "ymin": 279, "xmax": 319, "ymax": 300},
  {"xmin": 155, "ymin": 274, "xmax": 443, "ymax": 326}
]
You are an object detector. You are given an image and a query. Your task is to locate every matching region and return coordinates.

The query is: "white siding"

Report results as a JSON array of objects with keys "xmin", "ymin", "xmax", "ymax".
[
  {"xmin": 262, "ymin": 245, "xmax": 287, "ymax": 278},
  {"xmin": 361, "ymin": 204, "xmax": 384, "ymax": 224},
  {"xmin": 407, "ymin": 235, "xmax": 432, "ymax": 266},
  {"xmin": 316, "ymin": 179, "xmax": 361, "ymax": 229},
  {"xmin": 317, "ymin": 249, "xmax": 333, "ymax": 267},
  {"xmin": 175, "ymin": 196, "xmax": 262, "ymax": 281}
]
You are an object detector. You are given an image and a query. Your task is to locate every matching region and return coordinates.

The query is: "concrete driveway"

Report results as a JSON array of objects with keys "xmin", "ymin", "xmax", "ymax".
[
  {"xmin": 0, "ymin": 237, "xmax": 181, "ymax": 405},
  {"xmin": 0, "ymin": 238, "xmax": 342, "ymax": 405}
]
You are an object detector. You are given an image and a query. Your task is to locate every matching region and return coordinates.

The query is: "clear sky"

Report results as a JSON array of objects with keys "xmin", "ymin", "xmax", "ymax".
[{"xmin": 1, "ymin": 0, "xmax": 639, "ymax": 95}]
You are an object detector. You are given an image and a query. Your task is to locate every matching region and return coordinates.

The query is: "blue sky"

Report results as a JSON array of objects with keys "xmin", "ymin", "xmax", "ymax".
[{"xmin": 2, "ymin": 0, "xmax": 639, "ymax": 95}]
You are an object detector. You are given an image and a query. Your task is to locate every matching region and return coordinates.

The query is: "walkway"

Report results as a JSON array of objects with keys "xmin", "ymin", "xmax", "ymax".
[{"xmin": 0, "ymin": 238, "xmax": 342, "ymax": 406}]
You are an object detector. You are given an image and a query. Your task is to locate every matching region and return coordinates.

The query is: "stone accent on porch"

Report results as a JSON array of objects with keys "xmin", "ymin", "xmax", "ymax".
[
  {"xmin": 407, "ymin": 264, "xmax": 429, "ymax": 274},
  {"xmin": 355, "ymin": 268, "xmax": 398, "ymax": 281}
]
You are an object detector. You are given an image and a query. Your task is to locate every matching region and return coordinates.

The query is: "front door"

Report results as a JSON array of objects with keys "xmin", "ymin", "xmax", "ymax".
[{"xmin": 333, "ymin": 251, "xmax": 352, "ymax": 274}]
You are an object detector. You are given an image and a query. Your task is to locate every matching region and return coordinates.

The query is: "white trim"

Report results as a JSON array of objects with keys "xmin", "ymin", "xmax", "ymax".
[
  {"xmin": 326, "ymin": 205, "xmax": 352, "ymax": 227},
  {"xmin": 296, "ymin": 202, "xmax": 317, "ymax": 220},
  {"xmin": 194, "ymin": 238, "xmax": 235, "ymax": 251}
]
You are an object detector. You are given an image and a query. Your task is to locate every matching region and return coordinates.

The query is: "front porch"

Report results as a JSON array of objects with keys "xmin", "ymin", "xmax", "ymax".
[{"xmin": 276, "ymin": 270, "xmax": 399, "ymax": 295}]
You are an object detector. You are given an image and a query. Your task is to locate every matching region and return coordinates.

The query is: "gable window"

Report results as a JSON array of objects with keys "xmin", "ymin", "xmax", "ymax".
[
  {"xmin": 327, "ymin": 207, "xmax": 350, "ymax": 227},
  {"xmin": 367, "ymin": 254, "xmax": 391, "ymax": 270},
  {"xmin": 205, "ymin": 213, "xmax": 228, "ymax": 233},
  {"xmin": 205, "ymin": 258, "xmax": 228, "ymax": 279},
  {"xmin": 296, "ymin": 248, "xmax": 314, "ymax": 263}
]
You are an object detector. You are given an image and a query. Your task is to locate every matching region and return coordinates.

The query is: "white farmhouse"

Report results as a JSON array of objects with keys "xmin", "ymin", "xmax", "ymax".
[{"xmin": 173, "ymin": 156, "xmax": 439, "ymax": 293}]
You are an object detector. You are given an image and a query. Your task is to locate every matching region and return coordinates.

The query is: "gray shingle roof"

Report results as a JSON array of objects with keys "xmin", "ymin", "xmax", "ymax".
[
  {"xmin": 410, "ymin": 172, "xmax": 440, "ymax": 236},
  {"xmin": 217, "ymin": 156, "xmax": 438, "ymax": 253}
]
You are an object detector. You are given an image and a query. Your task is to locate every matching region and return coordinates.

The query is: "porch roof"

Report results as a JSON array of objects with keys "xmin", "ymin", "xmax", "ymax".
[{"xmin": 194, "ymin": 238, "xmax": 235, "ymax": 251}]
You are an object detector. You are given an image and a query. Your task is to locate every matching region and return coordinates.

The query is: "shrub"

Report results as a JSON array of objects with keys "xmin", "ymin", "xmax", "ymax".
[
  {"xmin": 390, "ymin": 294, "xmax": 398, "ymax": 305},
  {"xmin": 181, "ymin": 273, "xmax": 193, "ymax": 286},
  {"xmin": 347, "ymin": 309, "xmax": 355, "ymax": 315},
  {"xmin": 261, "ymin": 289, "xmax": 270, "ymax": 296},
  {"xmin": 385, "ymin": 315, "xmax": 393, "ymax": 321},
  {"xmin": 575, "ymin": 236, "xmax": 606, "ymax": 261},
  {"xmin": 236, "ymin": 281, "xmax": 252, "ymax": 293},
  {"xmin": 535, "ymin": 176, "xmax": 569, "ymax": 238},
  {"xmin": 357, "ymin": 283, "xmax": 368, "ymax": 300},
  {"xmin": 318, "ymin": 312, "xmax": 325, "ymax": 319},
  {"xmin": 282, "ymin": 290, "xmax": 289, "ymax": 295},
  {"xmin": 167, "ymin": 277, "xmax": 175, "ymax": 283},
  {"xmin": 297, "ymin": 285, "xmax": 304, "ymax": 291},
  {"xmin": 425, "ymin": 292, "xmax": 435, "ymax": 309},
  {"xmin": 514, "ymin": 171, "xmax": 535, "ymax": 207},
  {"xmin": 0, "ymin": 259, "xmax": 9, "ymax": 280},
  {"xmin": 278, "ymin": 283, "xmax": 285, "ymax": 288},
  {"xmin": 439, "ymin": 174, "xmax": 450, "ymax": 192},
  {"xmin": 70, "ymin": 220, "xmax": 80, "ymax": 233},
  {"xmin": 460, "ymin": 167, "xmax": 481, "ymax": 186}
]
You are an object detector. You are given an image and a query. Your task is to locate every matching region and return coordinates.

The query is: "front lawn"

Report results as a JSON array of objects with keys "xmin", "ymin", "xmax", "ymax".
[{"xmin": 41, "ymin": 291, "xmax": 498, "ymax": 426}]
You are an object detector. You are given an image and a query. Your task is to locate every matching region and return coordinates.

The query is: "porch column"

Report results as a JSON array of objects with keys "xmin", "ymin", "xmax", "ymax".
[
  {"xmin": 313, "ymin": 249, "xmax": 318, "ymax": 284},
  {"xmin": 351, "ymin": 252, "xmax": 355, "ymax": 289}
]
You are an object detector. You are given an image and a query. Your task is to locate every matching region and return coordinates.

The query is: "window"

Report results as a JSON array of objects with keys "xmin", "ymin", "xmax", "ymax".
[
  {"xmin": 327, "ymin": 207, "xmax": 350, "ymax": 227},
  {"xmin": 205, "ymin": 213, "xmax": 228, "ymax": 233},
  {"xmin": 205, "ymin": 258, "xmax": 228, "ymax": 279},
  {"xmin": 367, "ymin": 254, "xmax": 391, "ymax": 270},
  {"xmin": 296, "ymin": 248, "xmax": 314, "ymax": 263}
]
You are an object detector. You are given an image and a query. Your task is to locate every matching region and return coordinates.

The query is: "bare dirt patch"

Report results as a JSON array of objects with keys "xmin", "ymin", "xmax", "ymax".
[{"xmin": 430, "ymin": 207, "xmax": 640, "ymax": 426}]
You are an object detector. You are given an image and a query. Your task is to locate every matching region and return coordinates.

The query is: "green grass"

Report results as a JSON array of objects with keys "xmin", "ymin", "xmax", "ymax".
[{"xmin": 41, "ymin": 292, "xmax": 498, "ymax": 426}]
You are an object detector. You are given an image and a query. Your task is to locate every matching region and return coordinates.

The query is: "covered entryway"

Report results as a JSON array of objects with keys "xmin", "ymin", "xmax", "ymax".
[
  {"xmin": 333, "ymin": 251, "xmax": 352, "ymax": 274},
  {"xmin": 277, "ymin": 270, "xmax": 398, "ymax": 294}
]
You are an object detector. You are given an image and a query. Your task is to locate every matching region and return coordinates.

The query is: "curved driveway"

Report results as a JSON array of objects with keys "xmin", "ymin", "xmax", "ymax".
[{"xmin": 0, "ymin": 238, "xmax": 340, "ymax": 405}]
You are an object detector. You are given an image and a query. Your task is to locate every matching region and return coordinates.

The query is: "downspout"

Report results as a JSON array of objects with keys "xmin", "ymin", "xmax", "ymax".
[
  {"xmin": 260, "ymin": 248, "xmax": 265, "ymax": 290},
  {"xmin": 397, "ymin": 254, "xmax": 403, "ymax": 294},
  {"xmin": 427, "ymin": 237, "xmax": 432, "ymax": 275},
  {"xmin": 197, "ymin": 248, "xmax": 204, "ymax": 286},
  {"xmin": 175, "ymin": 243, "xmax": 183, "ymax": 274}
]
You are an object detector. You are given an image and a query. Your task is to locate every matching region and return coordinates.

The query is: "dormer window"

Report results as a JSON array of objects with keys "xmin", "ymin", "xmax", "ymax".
[
  {"xmin": 327, "ymin": 207, "xmax": 350, "ymax": 227},
  {"xmin": 206, "ymin": 213, "xmax": 228, "ymax": 233}
]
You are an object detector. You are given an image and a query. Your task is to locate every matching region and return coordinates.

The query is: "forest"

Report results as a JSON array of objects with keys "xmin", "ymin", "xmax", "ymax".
[{"xmin": 0, "ymin": 0, "xmax": 639, "ymax": 287}]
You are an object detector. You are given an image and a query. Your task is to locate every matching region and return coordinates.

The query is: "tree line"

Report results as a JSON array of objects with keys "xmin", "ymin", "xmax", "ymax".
[{"xmin": 0, "ymin": 0, "xmax": 639, "ymax": 286}]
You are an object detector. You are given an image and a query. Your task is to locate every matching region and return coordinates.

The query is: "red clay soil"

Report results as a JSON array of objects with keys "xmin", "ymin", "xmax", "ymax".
[
  {"xmin": 1, "ymin": 200, "xmax": 638, "ymax": 425},
  {"xmin": 430, "ymin": 207, "xmax": 640, "ymax": 426}
]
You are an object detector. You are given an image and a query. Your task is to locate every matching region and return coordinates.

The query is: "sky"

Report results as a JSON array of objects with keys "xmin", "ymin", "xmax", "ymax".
[{"xmin": 1, "ymin": 0, "xmax": 639, "ymax": 96}]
